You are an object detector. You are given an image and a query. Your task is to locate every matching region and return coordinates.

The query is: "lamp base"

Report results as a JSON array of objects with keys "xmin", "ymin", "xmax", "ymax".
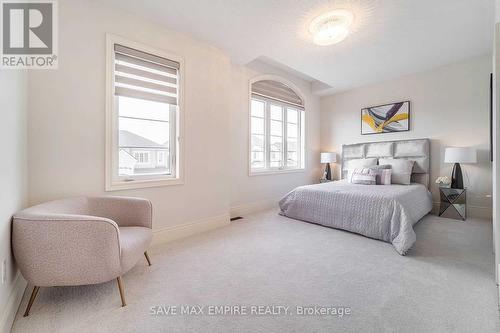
[
  {"xmin": 450, "ymin": 163, "xmax": 463, "ymax": 189},
  {"xmin": 324, "ymin": 163, "xmax": 332, "ymax": 181}
]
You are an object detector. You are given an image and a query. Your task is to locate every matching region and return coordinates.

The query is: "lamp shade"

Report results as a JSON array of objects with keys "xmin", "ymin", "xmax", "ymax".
[
  {"xmin": 320, "ymin": 152, "xmax": 337, "ymax": 164},
  {"xmin": 444, "ymin": 147, "xmax": 477, "ymax": 164}
]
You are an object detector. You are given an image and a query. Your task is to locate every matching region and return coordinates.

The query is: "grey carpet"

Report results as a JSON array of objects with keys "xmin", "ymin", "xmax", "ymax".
[{"xmin": 11, "ymin": 210, "xmax": 500, "ymax": 333}]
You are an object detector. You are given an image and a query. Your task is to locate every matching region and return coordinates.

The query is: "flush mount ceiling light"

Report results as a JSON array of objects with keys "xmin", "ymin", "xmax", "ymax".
[{"xmin": 309, "ymin": 9, "xmax": 354, "ymax": 46}]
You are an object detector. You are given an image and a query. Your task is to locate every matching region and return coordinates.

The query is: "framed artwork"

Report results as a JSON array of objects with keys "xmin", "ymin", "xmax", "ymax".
[{"xmin": 361, "ymin": 101, "xmax": 410, "ymax": 135}]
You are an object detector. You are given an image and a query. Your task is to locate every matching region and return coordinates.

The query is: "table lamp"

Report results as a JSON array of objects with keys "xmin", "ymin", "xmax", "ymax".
[
  {"xmin": 320, "ymin": 152, "xmax": 337, "ymax": 181},
  {"xmin": 444, "ymin": 147, "xmax": 477, "ymax": 189}
]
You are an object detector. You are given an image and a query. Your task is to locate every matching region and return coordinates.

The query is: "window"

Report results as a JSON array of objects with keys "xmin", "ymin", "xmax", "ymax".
[
  {"xmin": 250, "ymin": 79, "xmax": 305, "ymax": 174},
  {"xmin": 133, "ymin": 151, "xmax": 150, "ymax": 164},
  {"xmin": 106, "ymin": 35, "xmax": 183, "ymax": 190},
  {"xmin": 157, "ymin": 151, "xmax": 165, "ymax": 164}
]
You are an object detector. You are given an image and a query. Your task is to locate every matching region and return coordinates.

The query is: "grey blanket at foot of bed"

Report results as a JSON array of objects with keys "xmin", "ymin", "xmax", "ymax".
[{"xmin": 279, "ymin": 180, "xmax": 433, "ymax": 255}]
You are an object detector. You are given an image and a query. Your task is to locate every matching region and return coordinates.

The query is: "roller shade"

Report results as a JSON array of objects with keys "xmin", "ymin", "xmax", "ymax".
[
  {"xmin": 114, "ymin": 44, "xmax": 179, "ymax": 105},
  {"xmin": 251, "ymin": 80, "xmax": 304, "ymax": 108}
]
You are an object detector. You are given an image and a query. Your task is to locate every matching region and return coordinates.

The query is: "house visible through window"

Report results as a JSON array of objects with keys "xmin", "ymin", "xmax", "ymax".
[
  {"xmin": 107, "ymin": 36, "xmax": 182, "ymax": 190},
  {"xmin": 133, "ymin": 151, "xmax": 150, "ymax": 164},
  {"xmin": 157, "ymin": 151, "xmax": 165, "ymax": 164},
  {"xmin": 250, "ymin": 79, "xmax": 305, "ymax": 173}
]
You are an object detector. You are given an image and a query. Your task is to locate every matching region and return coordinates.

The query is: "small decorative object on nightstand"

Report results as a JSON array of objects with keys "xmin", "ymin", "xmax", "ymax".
[
  {"xmin": 439, "ymin": 187, "xmax": 466, "ymax": 221},
  {"xmin": 435, "ymin": 176, "xmax": 451, "ymax": 188},
  {"xmin": 320, "ymin": 152, "xmax": 337, "ymax": 181}
]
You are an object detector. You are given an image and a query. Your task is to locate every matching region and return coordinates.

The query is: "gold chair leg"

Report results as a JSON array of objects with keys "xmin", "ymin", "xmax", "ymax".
[
  {"xmin": 144, "ymin": 251, "xmax": 152, "ymax": 266},
  {"xmin": 116, "ymin": 277, "xmax": 126, "ymax": 307},
  {"xmin": 23, "ymin": 286, "xmax": 40, "ymax": 317}
]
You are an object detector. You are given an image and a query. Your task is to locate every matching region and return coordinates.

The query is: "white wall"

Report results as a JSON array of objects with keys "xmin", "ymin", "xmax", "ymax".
[
  {"xmin": 28, "ymin": 0, "xmax": 232, "ymax": 229},
  {"xmin": 0, "ymin": 71, "xmax": 27, "ymax": 331},
  {"xmin": 27, "ymin": 0, "xmax": 321, "ymax": 231},
  {"xmin": 493, "ymin": 0, "xmax": 500, "ymax": 290},
  {"xmin": 229, "ymin": 61, "xmax": 321, "ymax": 215},
  {"xmin": 321, "ymin": 55, "xmax": 493, "ymax": 218}
]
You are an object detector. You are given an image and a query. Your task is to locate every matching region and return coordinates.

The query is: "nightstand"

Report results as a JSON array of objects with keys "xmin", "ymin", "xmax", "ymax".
[{"xmin": 439, "ymin": 187, "xmax": 466, "ymax": 221}]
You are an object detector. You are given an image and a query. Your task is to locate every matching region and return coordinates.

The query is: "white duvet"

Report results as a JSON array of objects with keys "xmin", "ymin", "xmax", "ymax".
[{"xmin": 279, "ymin": 180, "xmax": 433, "ymax": 255}]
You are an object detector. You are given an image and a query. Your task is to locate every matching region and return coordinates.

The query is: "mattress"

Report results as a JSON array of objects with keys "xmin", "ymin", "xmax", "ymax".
[{"xmin": 279, "ymin": 180, "xmax": 433, "ymax": 255}]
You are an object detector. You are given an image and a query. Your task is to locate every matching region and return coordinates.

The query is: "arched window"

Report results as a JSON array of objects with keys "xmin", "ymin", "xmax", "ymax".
[{"xmin": 249, "ymin": 78, "xmax": 305, "ymax": 174}]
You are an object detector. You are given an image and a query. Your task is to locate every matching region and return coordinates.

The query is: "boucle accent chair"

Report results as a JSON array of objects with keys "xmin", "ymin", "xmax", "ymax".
[{"xmin": 12, "ymin": 196, "xmax": 153, "ymax": 316}]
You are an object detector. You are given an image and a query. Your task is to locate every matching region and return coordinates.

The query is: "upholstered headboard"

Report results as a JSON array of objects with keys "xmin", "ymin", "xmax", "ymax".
[{"xmin": 341, "ymin": 138, "xmax": 430, "ymax": 188}]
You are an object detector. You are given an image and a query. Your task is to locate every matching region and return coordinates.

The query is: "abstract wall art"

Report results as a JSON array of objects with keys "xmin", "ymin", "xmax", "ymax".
[{"xmin": 361, "ymin": 101, "xmax": 410, "ymax": 135}]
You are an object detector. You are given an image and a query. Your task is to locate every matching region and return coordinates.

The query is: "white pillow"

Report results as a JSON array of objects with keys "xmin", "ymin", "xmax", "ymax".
[
  {"xmin": 349, "ymin": 168, "xmax": 377, "ymax": 185},
  {"xmin": 344, "ymin": 158, "xmax": 378, "ymax": 170},
  {"xmin": 378, "ymin": 158, "xmax": 415, "ymax": 185},
  {"xmin": 344, "ymin": 158, "xmax": 377, "ymax": 180}
]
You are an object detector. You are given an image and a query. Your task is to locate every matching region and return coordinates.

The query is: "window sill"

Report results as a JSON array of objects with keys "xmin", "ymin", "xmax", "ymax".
[
  {"xmin": 105, "ymin": 177, "xmax": 183, "ymax": 191},
  {"xmin": 249, "ymin": 168, "xmax": 306, "ymax": 177}
]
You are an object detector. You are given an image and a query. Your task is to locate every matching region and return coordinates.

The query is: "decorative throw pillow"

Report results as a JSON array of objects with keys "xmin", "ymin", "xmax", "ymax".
[
  {"xmin": 378, "ymin": 159, "xmax": 415, "ymax": 185},
  {"xmin": 345, "ymin": 158, "xmax": 378, "ymax": 181},
  {"xmin": 349, "ymin": 168, "xmax": 377, "ymax": 185},
  {"xmin": 367, "ymin": 164, "xmax": 392, "ymax": 185},
  {"xmin": 377, "ymin": 169, "xmax": 392, "ymax": 185}
]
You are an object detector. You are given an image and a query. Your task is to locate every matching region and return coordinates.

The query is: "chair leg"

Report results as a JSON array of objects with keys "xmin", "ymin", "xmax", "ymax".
[
  {"xmin": 23, "ymin": 286, "xmax": 40, "ymax": 317},
  {"xmin": 144, "ymin": 251, "xmax": 152, "ymax": 266},
  {"xmin": 116, "ymin": 277, "xmax": 126, "ymax": 307}
]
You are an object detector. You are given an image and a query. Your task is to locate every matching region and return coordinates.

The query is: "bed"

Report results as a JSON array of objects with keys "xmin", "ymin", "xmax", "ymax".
[{"xmin": 279, "ymin": 139, "xmax": 433, "ymax": 255}]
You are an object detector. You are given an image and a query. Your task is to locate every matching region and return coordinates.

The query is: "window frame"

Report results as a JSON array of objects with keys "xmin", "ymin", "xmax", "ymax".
[
  {"xmin": 105, "ymin": 34, "xmax": 185, "ymax": 191},
  {"xmin": 248, "ymin": 77, "xmax": 306, "ymax": 176}
]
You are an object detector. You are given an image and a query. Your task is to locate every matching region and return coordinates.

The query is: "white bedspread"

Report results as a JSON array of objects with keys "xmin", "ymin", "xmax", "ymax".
[{"xmin": 279, "ymin": 180, "xmax": 433, "ymax": 255}]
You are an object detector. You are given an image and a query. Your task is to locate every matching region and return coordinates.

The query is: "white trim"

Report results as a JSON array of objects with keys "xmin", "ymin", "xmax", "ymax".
[
  {"xmin": 467, "ymin": 206, "xmax": 493, "ymax": 220},
  {"xmin": 0, "ymin": 272, "xmax": 27, "ymax": 333},
  {"xmin": 230, "ymin": 200, "xmax": 277, "ymax": 218},
  {"xmin": 249, "ymin": 168, "xmax": 306, "ymax": 177},
  {"xmin": 248, "ymin": 75, "xmax": 307, "ymax": 177},
  {"xmin": 105, "ymin": 34, "xmax": 185, "ymax": 191},
  {"xmin": 105, "ymin": 177, "xmax": 184, "ymax": 191},
  {"xmin": 497, "ymin": 279, "xmax": 500, "ymax": 310},
  {"xmin": 432, "ymin": 202, "xmax": 492, "ymax": 219},
  {"xmin": 151, "ymin": 213, "xmax": 230, "ymax": 247}
]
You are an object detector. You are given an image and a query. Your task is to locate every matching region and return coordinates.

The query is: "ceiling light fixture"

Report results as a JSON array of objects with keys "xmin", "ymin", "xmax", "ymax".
[{"xmin": 309, "ymin": 9, "xmax": 354, "ymax": 46}]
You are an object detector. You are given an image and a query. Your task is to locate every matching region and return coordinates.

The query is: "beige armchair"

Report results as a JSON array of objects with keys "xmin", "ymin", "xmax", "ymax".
[{"xmin": 12, "ymin": 196, "xmax": 153, "ymax": 316}]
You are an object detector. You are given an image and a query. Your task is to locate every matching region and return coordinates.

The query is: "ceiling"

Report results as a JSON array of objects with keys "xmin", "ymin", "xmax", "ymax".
[{"xmin": 103, "ymin": 0, "xmax": 494, "ymax": 95}]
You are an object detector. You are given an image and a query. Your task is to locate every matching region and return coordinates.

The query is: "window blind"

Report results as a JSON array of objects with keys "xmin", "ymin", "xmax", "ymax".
[
  {"xmin": 251, "ymin": 80, "xmax": 304, "ymax": 109},
  {"xmin": 114, "ymin": 44, "xmax": 179, "ymax": 105}
]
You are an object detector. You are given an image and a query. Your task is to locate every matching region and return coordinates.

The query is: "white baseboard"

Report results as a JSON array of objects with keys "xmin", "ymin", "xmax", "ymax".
[
  {"xmin": 0, "ymin": 272, "xmax": 27, "ymax": 333},
  {"xmin": 498, "ymin": 275, "xmax": 500, "ymax": 311},
  {"xmin": 432, "ymin": 202, "xmax": 492, "ymax": 220},
  {"xmin": 151, "ymin": 213, "xmax": 230, "ymax": 247},
  {"xmin": 467, "ymin": 205, "xmax": 493, "ymax": 219},
  {"xmin": 151, "ymin": 199, "xmax": 277, "ymax": 248},
  {"xmin": 498, "ymin": 286, "xmax": 500, "ymax": 311},
  {"xmin": 230, "ymin": 200, "xmax": 277, "ymax": 218}
]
